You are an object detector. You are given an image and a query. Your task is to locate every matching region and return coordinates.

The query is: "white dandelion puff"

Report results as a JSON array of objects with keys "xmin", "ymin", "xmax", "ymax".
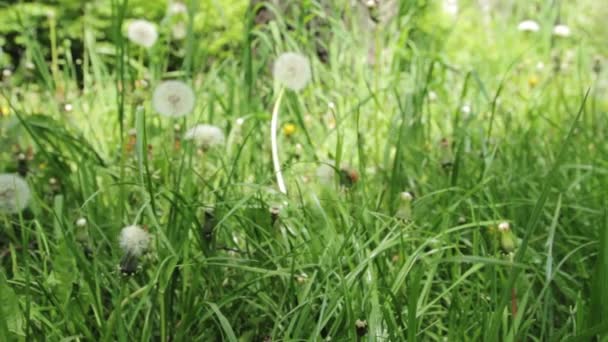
[
  {"xmin": 517, "ymin": 20, "xmax": 540, "ymax": 33},
  {"xmin": 119, "ymin": 225, "xmax": 150, "ymax": 257},
  {"xmin": 168, "ymin": 2, "xmax": 188, "ymax": 15},
  {"xmin": 273, "ymin": 52, "xmax": 312, "ymax": 91},
  {"xmin": 498, "ymin": 221, "xmax": 510, "ymax": 232},
  {"xmin": 152, "ymin": 80, "xmax": 195, "ymax": 117},
  {"xmin": 552, "ymin": 24, "xmax": 571, "ymax": 38},
  {"xmin": 76, "ymin": 217, "xmax": 88, "ymax": 227},
  {"xmin": 0, "ymin": 173, "xmax": 31, "ymax": 214},
  {"xmin": 127, "ymin": 19, "xmax": 158, "ymax": 48},
  {"xmin": 172, "ymin": 22, "xmax": 188, "ymax": 40},
  {"xmin": 184, "ymin": 124, "xmax": 225, "ymax": 149}
]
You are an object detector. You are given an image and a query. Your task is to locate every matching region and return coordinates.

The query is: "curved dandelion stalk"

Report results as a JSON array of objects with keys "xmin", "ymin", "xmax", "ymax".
[{"xmin": 270, "ymin": 88, "xmax": 286, "ymax": 194}]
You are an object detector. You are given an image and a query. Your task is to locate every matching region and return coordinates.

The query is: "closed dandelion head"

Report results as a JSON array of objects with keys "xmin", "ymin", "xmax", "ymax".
[
  {"xmin": 518, "ymin": 20, "xmax": 540, "ymax": 32},
  {"xmin": 498, "ymin": 221, "xmax": 510, "ymax": 232},
  {"xmin": 273, "ymin": 52, "xmax": 312, "ymax": 91},
  {"xmin": 119, "ymin": 225, "xmax": 150, "ymax": 257},
  {"xmin": 127, "ymin": 19, "xmax": 158, "ymax": 48},
  {"xmin": 76, "ymin": 217, "xmax": 87, "ymax": 227},
  {"xmin": 552, "ymin": 24, "xmax": 571, "ymax": 38},
  {"xmin": 152, "ymin": 80, "xmax": 195, "ymax": 117},
  {"xmin": 400, "ymin": 191, "xmax": 413, "ymax": 202},
  {"xmin": 184, "ymin": 124, "xmax": 225, "ymax": 149},
  {"xmin": 0, "ymin": 173, "xmax": 31, "ymax": 214}
]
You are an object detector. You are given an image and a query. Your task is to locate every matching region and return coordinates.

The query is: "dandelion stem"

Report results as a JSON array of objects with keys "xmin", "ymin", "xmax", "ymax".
[{"xmin": 271, "ymin": 88, "xmax": 286, "ymax": 194}]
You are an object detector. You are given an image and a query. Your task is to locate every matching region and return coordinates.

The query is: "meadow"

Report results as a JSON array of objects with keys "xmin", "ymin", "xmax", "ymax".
[{"xmin": 0, "ymin": 0, "xmax": 607, "ymax": 340}]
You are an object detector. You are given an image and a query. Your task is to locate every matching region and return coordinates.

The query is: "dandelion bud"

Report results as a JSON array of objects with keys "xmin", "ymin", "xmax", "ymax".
[
  {"xmin": 593, "ymin": 57, "xmax": 602, "ymax": 75},
  {"xmin": 269, "ymin": 204, "xmax": 282, "ymax": 225},
  {"xmin": 273, "ymin": 52, "xmax": 312, "ymax": 91},
  {"xmin": 0, "ymin": 173, "xmax": 31, "ymax": 214},
  {"xmin": 355, "ymin": 319, "xmax": 368, "ymax": 337},
  {"xmin": 396, "ymin": 191, "xmax": 413, "ymax": 221},
  {"xmin": 500, "ymin": 230, "xmax": 517, "ymax": 253}
]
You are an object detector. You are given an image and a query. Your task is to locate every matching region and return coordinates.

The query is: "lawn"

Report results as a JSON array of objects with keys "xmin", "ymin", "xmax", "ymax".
[{"xmin": 0, "ymin": 0, "xmax": 607, "ymax": 341}]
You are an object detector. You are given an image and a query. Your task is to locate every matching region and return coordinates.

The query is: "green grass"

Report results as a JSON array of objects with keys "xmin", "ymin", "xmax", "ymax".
[{"xmin": 1, "ymin": 0, "xmax": 607, "ymax": 340}]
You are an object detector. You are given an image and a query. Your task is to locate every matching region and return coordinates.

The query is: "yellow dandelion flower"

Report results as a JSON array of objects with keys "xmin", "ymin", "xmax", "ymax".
[
  {"xmin": 528, "ymin": 75, "xmax": 539, "ymax": 88},
  {"xmin": 283, "ymin": 123, "xmax": 296, "ymax": 137},
  {"xmin": 1, "ymin": 105, "xmax": 10, "ymax": 116}
]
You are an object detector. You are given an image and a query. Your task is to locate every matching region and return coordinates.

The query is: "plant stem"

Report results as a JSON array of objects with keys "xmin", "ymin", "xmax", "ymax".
[{"xmin": 271, "ymin": 88, "xmax": 286, "ymax": 194}]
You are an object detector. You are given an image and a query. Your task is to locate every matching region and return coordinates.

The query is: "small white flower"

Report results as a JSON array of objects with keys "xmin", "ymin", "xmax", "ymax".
[
  {"xmin": 119, "ymin": 225, "xmax": 150, "ymax": 257},
  {"xmin": 172, "ymin": 21, "xmax": 188, "ymax": 40},
  {"xmin": 184, "ymin": 124, "xmax": 225, "ymax": 149},
  {"xmin": 76, "ymin": 217, "xmax": 87, "ymax": 227},
  {"xmin": 498, "ymin": 221, "xmax": 510, "ymax": 232},
  {"xmin": 273, "ymin": 52, "xmax": 312, "ymax": 91},
  {"xmin": 552, "ymin": 24, "xmax": 571, "ymax": 38},
  {"xmin": 168, "ymin": 2, "xmax": 188, "ymax": 15},
  {"xmin": 127, "ymin": 19, "xmax": 158, "ymax": 48},
  {"xmin": 0, "ymin": 174, "xmax": 31, "ymax": 214},
  {"xmin": 518, "ymin": 20, "xmax": 540, "ymax": 33},
  {"xmin": 152, "ymin": 80, "xmax": 195, "ymax": 117}
]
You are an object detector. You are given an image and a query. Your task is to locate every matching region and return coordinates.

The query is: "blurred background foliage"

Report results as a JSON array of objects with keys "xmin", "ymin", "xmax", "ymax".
[{"xmin": 0, "ymin": 0, "xmax": 248, "ymax": 71}]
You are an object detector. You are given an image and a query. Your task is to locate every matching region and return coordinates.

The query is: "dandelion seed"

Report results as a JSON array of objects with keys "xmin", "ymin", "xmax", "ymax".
[
  {"xmin": 273, "ymin": 52, "xmax": 312, "ymax": 91},
  {"xmin": 127, "ymin": 19, "xmax": 158, "ymax": 48},
  {"xmin": 517, "ymin": 20, "xmax": 540, "ymax": 33},
  {"xmin": 184, "ymin": 124, "xmax": 225, "ymax": 149},
  {"xmin": 152, "ymin": 80, "xmax": 195, "ymax": 117},
  {"xmin": 552, "ymin": 24, "xmax": 571, "ymax": 38},
  {"xmin": 119, "ymin": 225, "xmax": 150, "ymax": 257},
  {"xmin": 0, "ymin": 173, "xmax": 31, "ymax": 214}
]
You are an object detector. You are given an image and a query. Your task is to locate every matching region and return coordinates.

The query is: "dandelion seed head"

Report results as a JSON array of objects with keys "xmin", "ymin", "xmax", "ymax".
[
  {"xmin": 152, "ymin": 80, "xmax": 195, "ymax": 117},
  {"xmin": 400, "ymin": 191, "xmax": 413, "ymax": 202},
  {"xmin": 0, "ymin": 173, "xmax": 31, "ymax": 214},
  {"xmin": 517, "ymin": 20, "xmax": 540, "ymax": 32},
  {"xmin": 119, "ymin": 225, "xmax": 150, "ymax": 257},
  {"xmin": 184, "ymin": 124, "xmax": 225, "ymax": 149},
  {"xmin": 127, "ymin": 19, "xmax": 158, "ymax": 48},
  {"xmin": 273, "ymin": 52, "xmax": 312, "ymax": 91},
  {"xmin": 168, "ymin": 2, "xmax": 188, "ymax": 15},
  {"xmin": 172, "ymin": 22, "xmax": 188, "ymax": 40},
  {"xmin": 552, "ymin": 24, "xmax": 571, "ymax": 38},
  {"xmin": 76, "ymin": 217, "xmax": 87, "ymax": 227}
]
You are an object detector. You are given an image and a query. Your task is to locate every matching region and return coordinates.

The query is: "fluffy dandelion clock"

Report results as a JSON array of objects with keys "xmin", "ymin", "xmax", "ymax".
[
  {"xmin": 517, "ymin": 20, "xmax": 540, "ymax": 33},
  {"xmin": 119, "ymin": 225, "xmax": 150, "ymax": 257},
  {"xmin": 152, "ymin": 80, "xmax": 195, "ymax": 117},
  {"xmin": 127, "ymin": 19, "xmax": 158, "ymax": 48},
  {"xmin": 0, "ymin": 174, "xmax": 31, "ymax": 214},
  {"xmin": 273, "ymin": 52, "xmax": 312, "ymax": 91},
  {"xmin": 552, "ymin": 24, "xmax": 571, "ymax": 38},
  {"xmin": 184, "ymin": 124, "xmax": 225, "ymax": 149}
]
